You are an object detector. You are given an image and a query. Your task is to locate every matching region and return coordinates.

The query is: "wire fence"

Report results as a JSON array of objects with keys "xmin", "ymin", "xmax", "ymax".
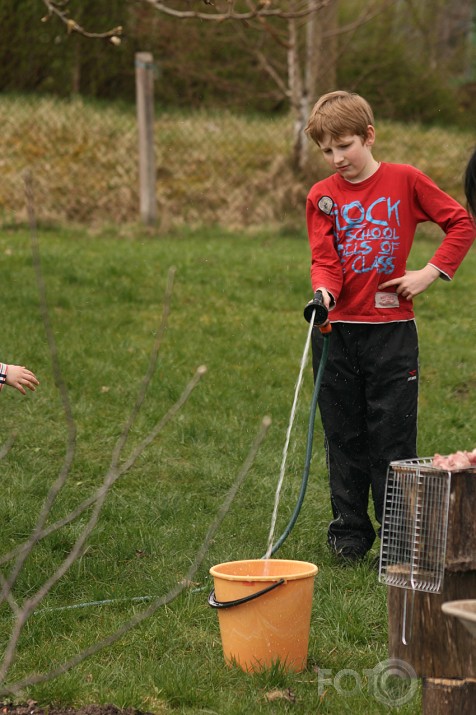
[{"xmin": 1, "ymin": 91, "xmax": 474, "ymax": 231}]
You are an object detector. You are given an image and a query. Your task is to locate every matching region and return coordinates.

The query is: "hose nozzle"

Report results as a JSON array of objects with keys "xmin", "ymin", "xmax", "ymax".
[{"xmin": 303, "ymin": 290, "xmax": 329, "ymax": 327}]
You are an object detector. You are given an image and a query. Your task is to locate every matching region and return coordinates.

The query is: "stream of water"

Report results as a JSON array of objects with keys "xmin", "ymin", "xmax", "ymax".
[{"xmin": 264, "ymin": 315, "xmax": 315, "ymax": 560}]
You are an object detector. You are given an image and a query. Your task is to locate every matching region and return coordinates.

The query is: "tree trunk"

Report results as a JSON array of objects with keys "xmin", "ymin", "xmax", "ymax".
[
  {"xmin": 290, "ymin": 0, "xmax": 339, "ymax": 172},
  {"xmin": 288, "ymin": 18, "xmax": 306, "ymax": 171}
]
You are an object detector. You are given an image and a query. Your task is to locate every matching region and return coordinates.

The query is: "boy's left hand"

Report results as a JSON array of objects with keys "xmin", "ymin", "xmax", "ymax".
[{"xmin": 378, "ymin": 265, "xmax": 440, "ymax": 300}]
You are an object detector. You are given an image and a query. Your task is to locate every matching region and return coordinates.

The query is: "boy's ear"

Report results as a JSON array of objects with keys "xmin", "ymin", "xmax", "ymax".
[{"xmin": 365, "ymin": 124, "xmax": 376, "ymax": 146}]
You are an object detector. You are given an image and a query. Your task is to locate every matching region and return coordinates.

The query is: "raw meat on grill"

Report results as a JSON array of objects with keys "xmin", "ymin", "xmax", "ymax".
[{"xmin": 431, "ymin": 449, "xmax": 476, "ymax": 470}]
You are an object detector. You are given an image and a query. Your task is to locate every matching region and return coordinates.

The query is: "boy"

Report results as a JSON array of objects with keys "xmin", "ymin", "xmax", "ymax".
[
  {"xmin": 0, "ymin": 362, "xmax": 39, "ymax": 395},
  {"xmin": 305, "ymin": 90, "xmax": 475, "ymax": 564}
]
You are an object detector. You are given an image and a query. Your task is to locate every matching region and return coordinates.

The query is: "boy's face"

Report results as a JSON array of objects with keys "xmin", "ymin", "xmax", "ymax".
[{"xmin": 318, "ymin": 126, "xmax": 376, "ymax": 183}]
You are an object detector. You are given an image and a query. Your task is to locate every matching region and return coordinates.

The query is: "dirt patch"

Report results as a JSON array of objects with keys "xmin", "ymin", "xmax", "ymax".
[{"xmin": 1, "ymin": 705, "xmax": 154, "ymax": 715}]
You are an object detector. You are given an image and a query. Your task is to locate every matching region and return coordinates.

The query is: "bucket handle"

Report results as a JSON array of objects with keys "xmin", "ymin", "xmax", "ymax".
[{"xmin": 208, "ymin": 578, "xmax": 285, "ymax": 609}]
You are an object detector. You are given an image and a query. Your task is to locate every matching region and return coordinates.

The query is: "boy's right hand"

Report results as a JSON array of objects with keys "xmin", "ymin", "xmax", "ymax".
[
  {"xmin": 314, "ymin": 287, "xmax": 332, "ymax": 309},
  {"xmin": 5, "ymin": 365, "xmax": 39, "ymax": 395},
  {"xmin": 304, "ymin": 287, "xmax": 332, "ymax": 326}
]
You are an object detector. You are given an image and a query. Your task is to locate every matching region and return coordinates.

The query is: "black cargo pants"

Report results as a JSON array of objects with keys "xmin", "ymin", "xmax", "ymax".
[{"xmin": 311, "ymin": 321, "xmax": 419, "ymax": 556}]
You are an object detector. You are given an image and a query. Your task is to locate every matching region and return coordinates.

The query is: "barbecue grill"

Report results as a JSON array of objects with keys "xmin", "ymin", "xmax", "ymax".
[{"xmin": 379, "ymin": 458, "xmax": 453, "ymax": 643}]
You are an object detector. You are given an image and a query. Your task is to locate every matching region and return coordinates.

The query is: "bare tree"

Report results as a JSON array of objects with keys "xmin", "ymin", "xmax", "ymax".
[
  {"xmin": 38, "ymin": 0, "xmax": 398, "ymax": 171},
  {"xmin": 0, "ymin": 172, "xmax": 272, "ymax": 694}
]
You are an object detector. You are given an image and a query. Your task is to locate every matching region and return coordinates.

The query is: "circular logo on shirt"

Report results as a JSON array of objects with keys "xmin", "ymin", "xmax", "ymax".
[{"xmin": 318, "ymin": 196, "xmax": 334, "ymax": 215}]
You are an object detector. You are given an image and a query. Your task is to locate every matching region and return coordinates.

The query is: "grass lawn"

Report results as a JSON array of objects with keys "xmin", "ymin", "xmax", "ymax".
[{"xmin": 0, "ymin": 224, "xmax": 474, "ymax": 713}]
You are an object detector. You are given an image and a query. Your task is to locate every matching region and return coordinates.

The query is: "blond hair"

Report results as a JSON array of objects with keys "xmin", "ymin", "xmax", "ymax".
[{"xmin": 305, "ymin": 91, "xmax": 374, "ymax": 145}]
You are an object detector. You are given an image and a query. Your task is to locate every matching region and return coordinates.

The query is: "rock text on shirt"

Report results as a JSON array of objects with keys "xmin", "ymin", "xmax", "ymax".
[{"xmin": 330, "ymin": 196, "xmax": 401, "ymax": 275}]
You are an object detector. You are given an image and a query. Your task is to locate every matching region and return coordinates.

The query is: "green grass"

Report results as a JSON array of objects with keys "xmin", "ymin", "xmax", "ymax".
[{"xmin": 0, "ymin": 224, "xmax": 474, "ymax": 713}]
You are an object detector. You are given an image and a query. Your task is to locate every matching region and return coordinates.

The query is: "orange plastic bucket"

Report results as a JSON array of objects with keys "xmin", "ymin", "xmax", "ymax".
[{"xmin": 208, "ymin": 559, "xmax": 318, "ymax": 672}]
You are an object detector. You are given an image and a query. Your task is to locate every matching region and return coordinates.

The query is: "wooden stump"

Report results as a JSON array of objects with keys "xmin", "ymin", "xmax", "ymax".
[
  {"xmin": 386, "ymin": 470, "xmax": 476, "ymax": 713},
  {"xmin": 422, "ymin": 678, "xmax": 476, "ymax": 715},
  {"xmin": 387, "ymin": 571, "xmax": 476, "ymax": 677},
  {"xmin": 444, "ymin": 470, "xmax": 476, "ymax": 571}
]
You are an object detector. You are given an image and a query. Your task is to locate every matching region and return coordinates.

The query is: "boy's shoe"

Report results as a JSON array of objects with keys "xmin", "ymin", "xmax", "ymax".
[
  {"xmin": 333, "ymin": 545, "xmax": 368, "ymax": 565},
  {"xmin": 332, "ymin": 546, "xmax": 380, "ymax": 571}
]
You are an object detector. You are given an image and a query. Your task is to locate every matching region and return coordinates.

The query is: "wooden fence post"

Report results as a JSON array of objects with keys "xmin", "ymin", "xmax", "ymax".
[{"xmin": 135, "ymin": 51, "xmax": 157, "ymax": 226}]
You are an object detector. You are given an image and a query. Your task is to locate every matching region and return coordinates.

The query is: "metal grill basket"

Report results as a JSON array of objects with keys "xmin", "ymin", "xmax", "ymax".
[{"xmin": 379, "ymin": 458, "xmax": 452, "ymax": 594}]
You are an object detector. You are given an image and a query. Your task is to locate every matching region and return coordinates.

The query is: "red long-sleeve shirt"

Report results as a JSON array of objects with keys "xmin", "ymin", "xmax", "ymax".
[{"xmin": 306, "ymin": 162, "xmax": 475, "ymax": 323}]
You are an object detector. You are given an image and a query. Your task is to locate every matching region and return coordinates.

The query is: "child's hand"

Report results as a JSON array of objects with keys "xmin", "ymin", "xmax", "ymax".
[
  {"xmin": 5, "ymin": 365, "xmax": 39, "ymax": 395},
  {"xmin": 314, "ymin": 287, "xmax": 333, "ymax": 309},
  {"xmin": 378, "ymin": 265, "xmax": 440, "ymax": 300}
]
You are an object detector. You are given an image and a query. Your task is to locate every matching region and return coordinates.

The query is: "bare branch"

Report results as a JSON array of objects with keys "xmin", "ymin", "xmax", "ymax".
[
  {"xmin": 0, "ymin": 172, "xmax": 78, "ymax": 612},
  {"xmin": 38, "ymin": 0, "xmax": 328, "ymax": 29},
  {"xmin": 0, "ymin": 572, "xmax": 21, "ymax": 618},
  {"xmin": 323, "ymin": 0, "xmax": 399, "ymax": 38},
  {"xmin": 0, "ymin": 415, "xmax": 271, "ymax": 696},
  {"xmin": 0, "ymin": 362, "xmax": 207, "ymax": 680},
  {"xmin": 254, "ymin": 47, "xmax": 290, "ymax": 96},
  {"xmin": 0, "ymin": 364, "xmax": 208, "ymax": 567},
  {"xmin": 40, "ymin": 0, "xmax": 123, "ymax": 42},
  {"xmin": 141, "ymin": 0, "xmax": 328, "ymax": 22},
  {"xmin": 244, "ymin": 0, "xmax": 291, "ymax": 48},
  {"xmin": 0, "ymin": 256, "xmax": 179, "ymax": 571},
  {"xmin": 0, "ymin": 173, "xmax": 207, "ymax": 684}
]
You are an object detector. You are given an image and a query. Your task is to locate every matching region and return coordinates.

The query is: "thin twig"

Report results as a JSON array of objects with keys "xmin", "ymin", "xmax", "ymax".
[
  {"xmin": 0, "ymin": 572, "xmax": 20, "ymax": 618},
  {"xmin": 0, "ymin": 173, "xmax": 204, "ymax": 683},
  {"xmin": 1, "ymin": 184, "xmax": 175, "ymax": 569},
  {"xmin": 142, "ymin": 0, "xmax": 327, "ymax": 22},
  {"xmin": 0, "ymin": 366, "xmax": 206, "ymax": 568},
  {"xmin": 40, "ymin": 0, "xmax": 122, "ymax": 41},
  {"xmin": 0, "ymin": 362, "xmax": 208, "ymax": 683},
  {"xmin": 0, "ymin": 172, "xmax": 78, "ymax": 611},
  {"xmin": 0, "ymin": 416, "xmax": 271, "ymax": 695}
]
